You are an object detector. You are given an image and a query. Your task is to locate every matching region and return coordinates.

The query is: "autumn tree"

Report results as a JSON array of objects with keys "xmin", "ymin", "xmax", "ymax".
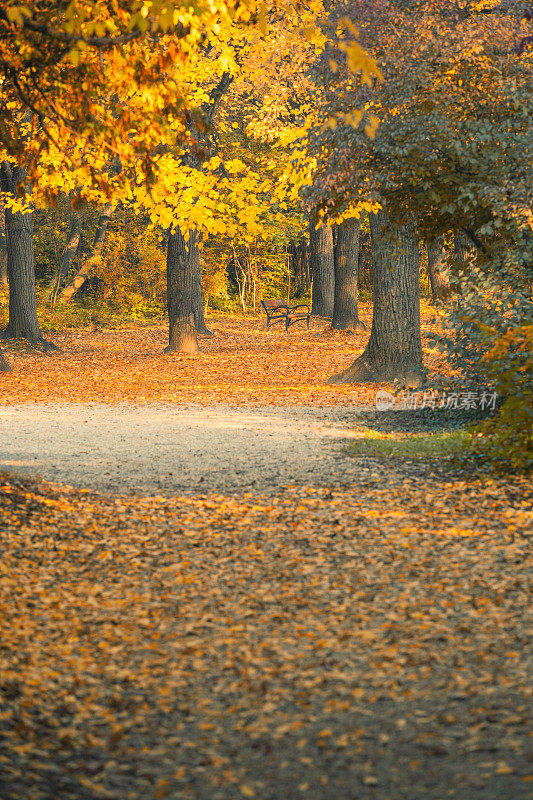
[
  {"xmin": 292, "ymin": 0, "xmax": 531, "ymax": 395},
  {"xmin": 332, "ymin": 217, "xmax": 366, "ymax": 330},
  {"xmin": 309, "ymin": 217, "xmax": 335, "ymax": 317},
  {"xmin": 0, "ymin": 1, "xmax": 270, "ymax": 350},
  {"xmin": 0, "ymin": 162, "xmax": 57, "ymax": 349},
  {"xmin": 330, "ymin": 209, "xmax": 423, "ymax": 383},
  {"xmin": 426, "ymin": 236, "xmax": 450, "ymax": 302}
]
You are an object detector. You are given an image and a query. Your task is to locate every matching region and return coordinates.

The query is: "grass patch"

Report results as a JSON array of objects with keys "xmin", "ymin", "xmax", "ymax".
[{"xmin": 349, "ymin": 427, "xmax": 473, "ymax": 461}]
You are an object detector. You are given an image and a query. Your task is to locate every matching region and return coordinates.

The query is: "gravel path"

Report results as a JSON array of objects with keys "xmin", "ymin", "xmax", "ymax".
[
  {"xmin": 0, "ymin": 403, "xmax": 370, "ymax": 495},
  {"xmin": 1, "ymin": 403, "xmax": 531, "ymax": 800}
]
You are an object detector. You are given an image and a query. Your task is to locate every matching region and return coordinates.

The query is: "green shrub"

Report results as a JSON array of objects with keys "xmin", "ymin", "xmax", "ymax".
[{"xmin": 434, "ymin": 261, "xmax": 532, "ymax": 474}]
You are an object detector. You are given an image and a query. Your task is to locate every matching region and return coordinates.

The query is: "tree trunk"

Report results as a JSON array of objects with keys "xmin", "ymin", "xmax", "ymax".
[
  {"xmin": 329, "ymin": 210, "xmax": 423, "ymax": 386},
  {"xmin": 0, "ymin": 346, "xmax": 11, "ymax": 371},
  {"xmin": 0, "ymin": 162, "xmax": 58, "ymax": 350},
  {"xmin": 289, "ymin": 238, "xmax": 309, "ymax": 295},
  {"xmin": 49, "ymin": 210, "xmax": 81, "ymax": 306},
  {"xmin": 165, "ymin": 227, "xmax": 199, "ymax": 353},
  {"xmin": 309, "ymin": 216, "xmax": 334, "ymax": 317},
  {"xmin": 193, "ymin": 245, "xmax": 212, "ymax": 336},
  {"xmin": 427, "ymin": 236, "xmax": 450, "ymax": 301},
  {"xmin": 57, "ymin": 202, "xmax": 113, "ymax": 304},
  {"xmin": 0, "ymin": 197, "xmax": 8, "ymax": 289},
  {"xmin": 332, "ymin": 218, "xmax": 366, "ymax": 331},
  {"xmin": 454, "ymin": 230, "xmax": 476, "ymax": 273}
]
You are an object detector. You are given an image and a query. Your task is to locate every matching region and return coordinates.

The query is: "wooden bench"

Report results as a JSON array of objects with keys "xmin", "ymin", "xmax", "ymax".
[{"xmin": 261, "ymin": 299, "xmax": 311, "ymax": 332}]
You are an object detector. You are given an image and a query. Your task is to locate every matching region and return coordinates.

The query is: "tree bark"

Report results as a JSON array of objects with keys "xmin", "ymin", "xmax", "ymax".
[
  {"xmin": 329, "ymin": 210, "xmax": 423, "ymax": 385},
  {"xmin": 57, "ymin": 202, "xmax": 113, "ymax": 304},
  {"xmin": 0, "ymin": 162, "xmax": 58, "ymax": 350},
  {"xmin": 0, "ymin": 196, "xmax": 8, "ymax": 289},
  {"xmin": 454, "ymin": 230, "xmax": 476, "ymax": 273},
  {"xmin": 193, "ymin": 245, "xmax": 212, "ymax": 335},
  {"xmin": 426, "ymin": 236, "xmax": 450, "ymax": 301},
  {"xmin": 0, "ymin": 346, "xmax": 11, "ymax": 371},
  {"xmin": 165, "ymin": 226, "xmax": 199, "ymax": 353},
  {"xmin": 49, "ymin": 210, "xmax": 81, "ymax": 306},
  {"xmin": 309, "ymin": 216, "xmax": 334, "ymax": 317},
  {"xmin": 289, "ymin": 238, "xmax": 309, "ymax": 295},
  {"xmin": 332, "ymin": 218, "xmax": 366, "ymax": 331}
]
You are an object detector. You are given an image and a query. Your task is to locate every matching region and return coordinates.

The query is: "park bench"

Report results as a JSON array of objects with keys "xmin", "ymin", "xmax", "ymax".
[{"xmin": 261, "ymin": 299, "xmax": 311, "ymax": 332}]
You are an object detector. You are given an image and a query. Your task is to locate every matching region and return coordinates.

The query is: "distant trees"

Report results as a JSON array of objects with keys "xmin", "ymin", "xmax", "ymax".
[
  {"xmin": 309, "ymin": 215, "xmax": 367, "ymax": 328},
  {"xmin": 57, "ymin": 202, "xmax": 114, "ymax": 305},
  {"xmin": 426, "ymin": 236, "xmax": 450, "ymax": 302},
  {"xmin": 49, "ymin": 210, "xmax": 81, "ymax": 307},
  {"xmin": 332, "ymin": 218, "xmax": 365, "ymax": 331},
  {"xmin": 309, "ymin": 218, "xmax": 334, "ymax": 317}
]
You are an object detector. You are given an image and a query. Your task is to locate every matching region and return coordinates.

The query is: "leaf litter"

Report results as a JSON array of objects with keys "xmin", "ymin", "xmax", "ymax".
[
  {"xmin": 0, "ymin": 304, "xmax": 447, "ymax": 407},
  {"xmin": 0, "ymin": 467, "xmax": 531, "ymax": 799},
  {"xmin": 0, "ymin": 311, "xmax": 531, "ymax": 799}
]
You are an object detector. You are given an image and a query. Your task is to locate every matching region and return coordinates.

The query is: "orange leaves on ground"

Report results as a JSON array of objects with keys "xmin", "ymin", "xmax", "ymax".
[
  {"xmin": 0, "ymin": 304, "xmax": 447, "ymax": 405},
  {"xmin": 0, "ymin": 470, "xmax": 531, "ymax": 798}
]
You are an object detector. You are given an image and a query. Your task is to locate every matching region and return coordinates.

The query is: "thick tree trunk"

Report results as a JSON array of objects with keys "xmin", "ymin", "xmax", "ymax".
[
  {"xmin": 165, "ymin": 227, "xmax": 199, "ymax": 353},
  {"xmin": 427, "ymin": 236, "xmax": 450, "ymax": 301},
  {"xmin": 49, "ymin": 211, "xmax": 81, "ymax": 306},
  {"xmin": 329, "ymin": 210, "xmax": 423, "ymax": 386},
  {"xmin": 57, "ymin": 202, "xmax": 113, "ymax": 304},
  {"xmin": 332, "ymin": 218, "xmax": 366, "ymax": 331},
  {"xmin": 309, "ymin": 217, "xmax": 334, "ymax": 317},
  {"xmin": 0, "ymin": 162, "xmax": 58, "ymax": 350}
]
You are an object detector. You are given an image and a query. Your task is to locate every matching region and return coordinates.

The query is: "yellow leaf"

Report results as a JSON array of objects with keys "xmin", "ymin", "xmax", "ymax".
[{"xmin": 496, "ymin": 762, "xmax": 513, "ymax": 775}]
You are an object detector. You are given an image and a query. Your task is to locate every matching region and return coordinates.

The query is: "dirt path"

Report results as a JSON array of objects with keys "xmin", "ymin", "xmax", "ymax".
[
  {"xmin": 0, "ymin": 322, "xmax": 531, "ymax": 800},
  {"xmin": 0, "ymin": 403, "xmax": 375, "ymax": 495}
]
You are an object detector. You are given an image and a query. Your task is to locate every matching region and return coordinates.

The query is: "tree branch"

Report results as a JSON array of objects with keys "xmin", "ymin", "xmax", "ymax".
[
  {"xmin": 0, "ymin": 10, "xmax": 144, "ymax": 48},
  {"xmin": 461, "ymin": 227, "xmax": 490, "ymax": 256},
  {"xmin": 203, "ymin": 72, "xmax": 234, "ymax": 126}
]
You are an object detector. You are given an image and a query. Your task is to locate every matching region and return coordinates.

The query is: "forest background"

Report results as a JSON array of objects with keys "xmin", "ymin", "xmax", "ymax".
[
  {"xmin": 0, "ymin": 5, "xmax": 532, "ymax": 797},
  {"xmin": 0, "ymin": 0, "xmax": 531, "ymax": 471}
]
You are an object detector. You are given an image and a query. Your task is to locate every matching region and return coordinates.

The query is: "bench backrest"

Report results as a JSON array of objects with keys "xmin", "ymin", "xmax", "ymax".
[{"xmin": 261, "ymin": 299, "xmax": 288, "ymax": 311}]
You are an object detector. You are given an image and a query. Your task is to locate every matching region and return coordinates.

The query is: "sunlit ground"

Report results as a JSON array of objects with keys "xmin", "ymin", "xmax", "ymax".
[
  {"xmin": 1, "ymin": 307, "xmax": 531, "ymax": 800},
  {"xmin": 0, "ymin": 302, "xmax": 448, "ymax": 406}
]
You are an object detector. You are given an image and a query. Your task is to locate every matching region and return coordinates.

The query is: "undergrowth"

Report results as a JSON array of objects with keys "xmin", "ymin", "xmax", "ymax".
[{"xmin": 348, "ymin": 428, "xmax": 472, "ymax": 463}]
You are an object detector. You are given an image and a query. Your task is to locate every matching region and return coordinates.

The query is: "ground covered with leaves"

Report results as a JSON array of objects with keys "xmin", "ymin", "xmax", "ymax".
[
  {"xmin": 1, "ymin": 465, "xmax": 531, "ymax": 800},
  {"xmin": 0, "ymin": 304, "xmax": 447, "ymax": 406},
  {"xmin": 1, "ymin": 314, "xmax": 531, "ymax": 799}
]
